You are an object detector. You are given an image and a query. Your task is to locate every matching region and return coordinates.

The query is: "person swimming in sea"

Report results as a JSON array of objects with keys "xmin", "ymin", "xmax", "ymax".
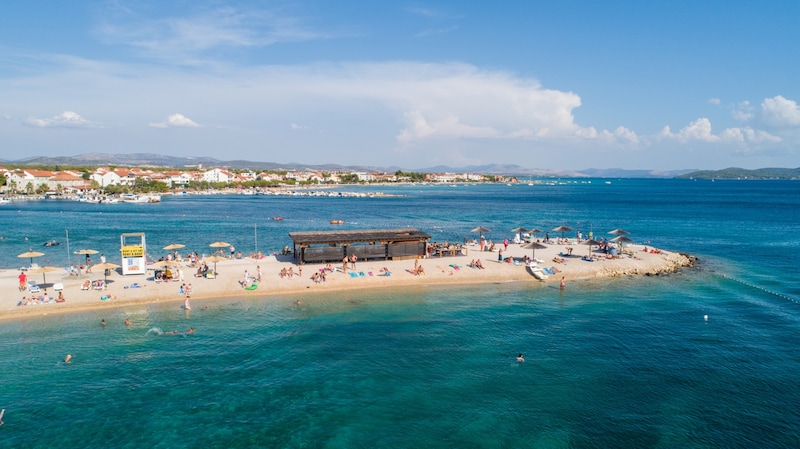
[{"xmin": 517, "ymin": 353, "xmax": 525, "ymax": 363}]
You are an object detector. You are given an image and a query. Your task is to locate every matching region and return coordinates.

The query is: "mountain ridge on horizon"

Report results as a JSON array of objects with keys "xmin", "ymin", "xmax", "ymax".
[{"xmin": 0, "ymin": 152, "xmax": 770, "ymax": 179}]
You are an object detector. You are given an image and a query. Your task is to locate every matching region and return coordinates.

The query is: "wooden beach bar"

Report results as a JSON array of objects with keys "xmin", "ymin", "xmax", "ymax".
[{"xmin": 289, "ymin": 228, "xmax": 431, "ymax": 264}]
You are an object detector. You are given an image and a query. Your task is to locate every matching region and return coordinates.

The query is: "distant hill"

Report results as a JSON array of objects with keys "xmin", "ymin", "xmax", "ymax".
[
  {"xmin": 7, "ymin": 153, "xmax": 794, "ymax": 179},
  {"xmin": 676, "ymin": 167, "xmax": 800, "ymax": 180},
  {"xmin": 578, "ymin": 168, "xmax": 696, "ymax": 178}
]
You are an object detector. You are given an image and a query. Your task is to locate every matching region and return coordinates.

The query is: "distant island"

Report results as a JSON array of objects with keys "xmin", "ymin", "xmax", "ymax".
[{"xmin": 676, "ymin": 167, "xmax": 800, "ymax": 180}]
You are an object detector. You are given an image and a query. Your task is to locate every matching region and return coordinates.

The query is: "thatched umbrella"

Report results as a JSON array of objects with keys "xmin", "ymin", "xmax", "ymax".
[
  {"xmin": 522, "ymin": 241, "xmax": 548, "ymax": 260},
  {"xmin": 74, "ymin": 248, "xmax": 98, "ymax": 266},
  {"xmin": 17, "ymin": 249, "xmax": 45, "ymax": 267},
  {"xmin": 163, "ymin": 243, "xmax": 185, "ymax": 251},
  {"xmin": 93, "ymin": 262, "xmax": 121, "ymax": 285},
  {"xmin": 608, "ymin": 229, "xmax": 630, "ymax": 236},
  {"xmin": 581, "ymin": 239, "xmax": 601, "ymax": 257},
  {"xmin": 28, "ymin": 266, "xmax": 61, "ymax": 291},
  {"xmin": 203, "ymin": 255, "xmax": 228, "ymax": 278},
  {"xmin": 552, "ymin": 225, "xmax": 573, "ymax": 239}
]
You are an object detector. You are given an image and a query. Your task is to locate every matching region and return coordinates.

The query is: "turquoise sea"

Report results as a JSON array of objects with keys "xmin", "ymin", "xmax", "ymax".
[{"xmin": 1, "ymin": 179, "xmax": 799, "ymax": 448}]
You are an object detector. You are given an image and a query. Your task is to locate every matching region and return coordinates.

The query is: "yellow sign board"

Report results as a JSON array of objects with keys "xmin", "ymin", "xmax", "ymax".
[{"xmin": 121, "ymin": 245, "xmax": 144, "ymax": 257}]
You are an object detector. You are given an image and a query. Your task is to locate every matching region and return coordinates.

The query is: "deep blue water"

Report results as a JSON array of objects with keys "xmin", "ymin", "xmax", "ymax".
[{"xmin": 1, "ymin": 179, "xmax": 799, "ymax": 448}]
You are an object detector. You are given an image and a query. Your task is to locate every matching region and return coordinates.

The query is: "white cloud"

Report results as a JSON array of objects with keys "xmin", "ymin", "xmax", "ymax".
[
  {"xmin": 148, "ymin": 113, "xmax": 201, "ymax": 128},
  {"xmin": 719, "ymin": 127, "xmax": 781, "ymax": 144},
  {"xmin": 610, "ymin": 126, "xmax": 639, "ymax": 144},
  {"xmin": 760, "ymin": 95, "xmax": 800, "ymax": 128},
  {"xmin": 661, "ymin": 117, "xmax": 781, "ymax": 145},
  {"xmin": 24, "ymin": 111, "xmax": 100, "ymax": 128},
  {"xmin": 96, "ymin": 6, "xmax": 324, "ymax": 64},
  {"xmin": 731, "ymin": 100, "xmax": 753, "ymax": 122},
  {"xmin": 708, "ymin": 98, "xmax": 721, "ymax": 105},
  {"xmin": 660, "ymin": 118, "xmax": 720, "ymax": 143}
]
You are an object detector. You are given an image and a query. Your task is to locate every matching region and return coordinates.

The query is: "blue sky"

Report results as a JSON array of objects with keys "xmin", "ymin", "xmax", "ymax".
[{"xmin": 2, "ymin": 1, "xmax": 799, "ymax": 170}]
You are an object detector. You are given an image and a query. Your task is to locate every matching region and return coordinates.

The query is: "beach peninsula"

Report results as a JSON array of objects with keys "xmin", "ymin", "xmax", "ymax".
[{"xmin": 1, "ymin": 241, "xmax": 694, "ymax": 321}]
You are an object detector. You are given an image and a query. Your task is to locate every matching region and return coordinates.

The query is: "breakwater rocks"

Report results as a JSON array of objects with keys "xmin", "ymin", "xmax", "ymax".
[{"xmin": 600, "ymin": 252, "xmax": 697, "ymax": 278}]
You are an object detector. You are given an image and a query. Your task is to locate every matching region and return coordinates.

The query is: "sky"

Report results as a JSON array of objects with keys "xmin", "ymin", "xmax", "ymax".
[{"xmin": 1, "ymin": 1, "xmax": 799, "ymax": 171}]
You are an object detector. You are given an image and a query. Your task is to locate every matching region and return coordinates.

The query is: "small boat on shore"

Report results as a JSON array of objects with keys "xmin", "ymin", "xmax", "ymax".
[{"xmin": 527, "ymin": 263, "xmax": 549, "ymax": 280}]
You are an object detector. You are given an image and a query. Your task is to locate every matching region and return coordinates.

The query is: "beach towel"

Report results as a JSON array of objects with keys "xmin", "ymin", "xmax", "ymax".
[
  {"xmin": 449, "ymin": 264, "xmax": 461, "ymax": 270},
  {"xmin": 244, "ymin": 284, "xmax": 258, "ymax": 290},
  {"xmin": 348, "ymin": 272, "xmax": 360, "ymax": 278},
  {"xmin": 359, "ymin": 272, "xmax": 366, "ymax": 277}
]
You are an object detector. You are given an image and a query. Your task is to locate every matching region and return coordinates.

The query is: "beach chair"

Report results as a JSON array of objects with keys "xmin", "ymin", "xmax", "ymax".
[
  {"xmin": 27, "ymin": 281, "xmax": 40, "ymax": 293},
  {"xmin": 53, "ymin": 283, "xmax": 64, "ymax": 291}
]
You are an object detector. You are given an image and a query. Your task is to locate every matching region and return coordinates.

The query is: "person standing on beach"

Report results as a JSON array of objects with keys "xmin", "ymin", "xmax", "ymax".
[
  {"xmin": 257, "ymin": 266, "xmax": 262, "ymax": 282},
  {"xmin": 560, "ymin": 276, "xmax": 566, "ymax": 290},
  {"xmin": 229, "ymin": 245, "xmax": 235, "ymax": 259},
  {"xmin": 349, "ymin": 254, "xmax": 357, "ymax": 270},
  {"xmin": 503, "ymin": 238, "xmax": 509, "ymax": 251},
  {"xmin": 342, "ymin": 256, "xmax": 348, "ymax": 273},
  {"xmin": 18, "ymin": 271, "xmax": 26, "ymax": 291}
]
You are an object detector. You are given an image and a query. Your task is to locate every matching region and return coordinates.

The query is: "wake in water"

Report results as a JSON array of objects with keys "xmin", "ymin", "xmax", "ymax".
[{"xmin": 147, "ymin": 327, "xmax": 194, "ymax": 336}]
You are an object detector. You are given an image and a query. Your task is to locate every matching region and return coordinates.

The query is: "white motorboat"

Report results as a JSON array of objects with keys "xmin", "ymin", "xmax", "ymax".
[{"xmin": 527, "ymin": 262, "xmax": 549, "ymax": 280}]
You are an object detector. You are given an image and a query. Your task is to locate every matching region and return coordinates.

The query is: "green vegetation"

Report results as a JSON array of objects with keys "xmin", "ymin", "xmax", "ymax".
[{"xmin": 677, "ymin": 167, "xmax": 800, "ymax": 180}]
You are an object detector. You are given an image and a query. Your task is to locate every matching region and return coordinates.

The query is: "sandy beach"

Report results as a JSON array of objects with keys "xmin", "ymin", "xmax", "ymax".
[{"xmin": 1, "ymin": 241, "xmax": 694, "ymax": 321}]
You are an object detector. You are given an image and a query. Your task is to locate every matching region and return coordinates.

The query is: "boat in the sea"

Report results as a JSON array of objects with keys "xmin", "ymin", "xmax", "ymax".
[
  {"xmin": 121, "ymin": 194, "xmax": 161, "ymax": 203},
  {"xmin": 527, "ymin": 263, "xmax": 549, "ymax": 280},
  {"xmin": 330, "ymin": 220, "xmax": 345, "ymax": 225}
]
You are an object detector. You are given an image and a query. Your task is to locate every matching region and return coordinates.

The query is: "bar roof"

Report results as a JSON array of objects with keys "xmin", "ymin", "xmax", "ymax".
[{"xmin": 289, "ymin": 228, "xmax": 431, "ymax": 245}]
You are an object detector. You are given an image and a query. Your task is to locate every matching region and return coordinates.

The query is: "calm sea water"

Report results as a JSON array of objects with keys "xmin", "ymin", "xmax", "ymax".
[{"xmin": 1, "ymin": 179, "xmax": 799, "ymax": 448}]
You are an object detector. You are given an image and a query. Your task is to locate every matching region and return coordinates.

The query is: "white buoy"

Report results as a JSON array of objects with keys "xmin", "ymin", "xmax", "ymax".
[{"xmin": 704, "ymin": 315, "xmax": 708, "ymax": 321}]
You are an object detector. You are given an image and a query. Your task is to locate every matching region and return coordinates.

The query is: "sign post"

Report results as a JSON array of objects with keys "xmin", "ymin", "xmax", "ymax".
[{"xmin": 120, "ymin": 232, "xmax": 146, "ymax": 275}]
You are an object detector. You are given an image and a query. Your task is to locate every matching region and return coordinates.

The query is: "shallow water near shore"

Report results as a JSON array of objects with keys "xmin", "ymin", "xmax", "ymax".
[{"xmin": 1, "ymin": 180, "xmax": 799, "ymax": 447}]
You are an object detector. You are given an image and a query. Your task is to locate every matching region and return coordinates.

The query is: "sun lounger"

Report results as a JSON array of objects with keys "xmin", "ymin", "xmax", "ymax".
[{"xmin": 27, "ymin": 281, "xmax": 40, "ymax": 293}]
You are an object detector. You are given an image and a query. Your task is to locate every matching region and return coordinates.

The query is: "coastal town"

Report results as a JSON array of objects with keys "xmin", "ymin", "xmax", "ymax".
[{"xmin": 0, "ymin": 165, "xmax": 517, "ymax": 199}]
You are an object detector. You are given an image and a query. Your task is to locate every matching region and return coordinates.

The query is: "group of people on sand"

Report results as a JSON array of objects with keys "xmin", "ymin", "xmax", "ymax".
[
  {"xmin": 311, "ymin": 271, "xmax": 327, "ymax": 283},
  {"xmin": 341, "ymin": 254, "xmax": 358, "ymax": 273},
  {"xmin": 18, "ymin": 291, "xmax": 65, "ymax": 306},
  {"xmin": 410, "ymin": 259, "xmax": 425, "ymax": 275},
  {"xmin": 280, "ymin": 267, "xmax": 295, "ymax": 279},
  {"xmin": 194, "ymin": 263, "xmax": 211, "ymax": 278},
  {"xmin": 468, "ymin": 259, "xmax": 485, "ymax": 269}
]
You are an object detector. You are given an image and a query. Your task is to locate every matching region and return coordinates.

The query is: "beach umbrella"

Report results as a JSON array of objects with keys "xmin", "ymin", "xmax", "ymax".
[
  {"xmin": 163, "ymin": 243, "xmax": 185, "ymax": 251},
  {"xmin": 610, "ymin": 235, "xmax": 634, "ymax": 253},
  {"xmin": 552, "ymin": 225, "xmax": 573, "ymax": 239},
  {"xmin": 17, "ymin": 249, "xmax": 45, "ymax": 267},
  {"xmin": 209, "ymin": 241, "xmax": 231, "ymax": 256},
  {"xmin": 610, "ymin": 235, "xmax": 633, "ymax": 244},
  {"xmin": 510, "ymin": 227, "xmax": 529, "ymax": 234},
  {"xmin": 149, "ymin": 260, "xmax": 179, "ymax": 269},
  {"xmin": 608, "ymin": 229, "xmax": 630, "ymax": 236},
  {"xmin": 203, "ymin": 255, "xmax": 228, "ymax": 277},
  {"xmin": 93, "ymin": 262, "xmax": 121, "ymax": 285},
  {"xmin": 470, "ymin": 226, "xmax": 491, "ymax": 234},
  {"xmin": 528, "ymin": 228, "xmax": 543, "ymax": 241},
  {"xmin": 581, "ymin": 239, "xmax": 601, "ymax": 257},
  {"xmin": 522, "ymin": 241, "xmax": 547, "ymax": 260},
  {"xmin": 74, "ymin": 248, "xmax": 98, "ymax": 266},
  {"xmin": 27, "ymin": 266, "xmax": 61, "ymax": 291}
]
